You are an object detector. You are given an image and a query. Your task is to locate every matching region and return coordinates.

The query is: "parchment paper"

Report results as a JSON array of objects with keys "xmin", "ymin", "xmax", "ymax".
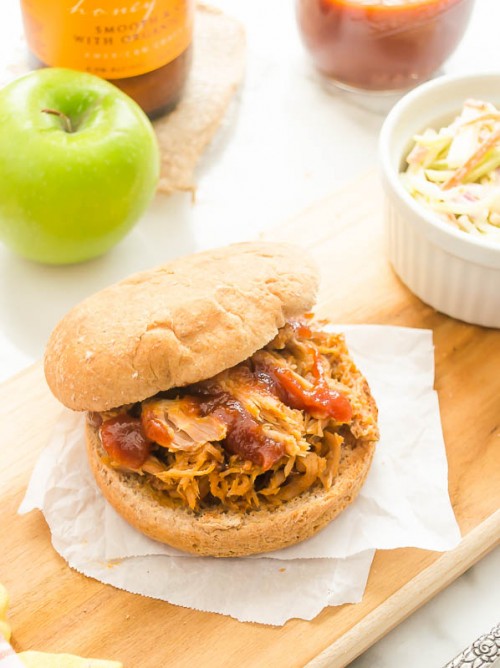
[{"xmin": 19, "ymin": 326, "xmax": 461, "ymax": 625}]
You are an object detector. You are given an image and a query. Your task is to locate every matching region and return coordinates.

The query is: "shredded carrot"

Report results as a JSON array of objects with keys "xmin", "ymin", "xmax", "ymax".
[
  {"xmin": 461, "ymin": 113, "xmax": 500, "ymax": 128},
  {"xmin": 443, "ymin": 127, "xmax": 500, "ymax": 190}
]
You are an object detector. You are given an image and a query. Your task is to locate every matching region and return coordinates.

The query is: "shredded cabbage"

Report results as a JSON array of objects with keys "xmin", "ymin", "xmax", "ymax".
[{"xmin": 401, "ymin": 99, "xmax": 500, "ymax": 241}]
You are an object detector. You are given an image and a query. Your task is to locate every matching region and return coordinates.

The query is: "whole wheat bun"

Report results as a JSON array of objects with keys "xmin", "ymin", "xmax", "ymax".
[
  {"xmin": 44, "ymin": 242, "xmax": 319, "ymax": 412},
  {"xmin": 46, "ymin": 241, "xmax": 378, "ymax": 557},
  {"xmin": 85, "ymin": 396, "xmax": 377, "ymax": 557}
]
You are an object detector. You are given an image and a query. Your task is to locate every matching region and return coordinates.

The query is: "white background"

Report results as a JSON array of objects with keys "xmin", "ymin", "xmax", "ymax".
[{"xmin": 0, "ymin": 1, "xmax": 498, "ymax": 666}]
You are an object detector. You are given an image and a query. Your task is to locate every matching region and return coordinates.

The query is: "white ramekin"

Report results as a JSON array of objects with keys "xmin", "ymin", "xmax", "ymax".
[{"xmin": 379, "ymin": 72, "xmax": 500, "ymax": 328}]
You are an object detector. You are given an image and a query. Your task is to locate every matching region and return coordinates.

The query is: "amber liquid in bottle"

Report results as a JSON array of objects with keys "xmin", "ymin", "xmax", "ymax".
[{"xmin": 20, "ymin": 0, "xmax": 194, "ymax": 118}]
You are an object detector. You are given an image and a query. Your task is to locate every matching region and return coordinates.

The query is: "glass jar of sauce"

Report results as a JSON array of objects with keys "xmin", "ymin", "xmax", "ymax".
[
  {"xmin": 296, "ymin": 0, "xmax": 475, "ymax": 93},
  {"xmin": 20, "ymin": 0, "xmax": 194, "ymax": 118}
]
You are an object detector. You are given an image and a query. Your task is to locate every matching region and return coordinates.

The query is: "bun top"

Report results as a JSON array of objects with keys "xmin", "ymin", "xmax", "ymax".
[{"xmin": 44, "ymin": 242, "xmax": 319, "ymax": 411}]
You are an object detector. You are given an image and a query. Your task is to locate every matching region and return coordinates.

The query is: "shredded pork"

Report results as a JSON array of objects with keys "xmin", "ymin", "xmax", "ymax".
[{"xmin": 95, "ymin": 321, "xmax": 379, "ymax": 513}]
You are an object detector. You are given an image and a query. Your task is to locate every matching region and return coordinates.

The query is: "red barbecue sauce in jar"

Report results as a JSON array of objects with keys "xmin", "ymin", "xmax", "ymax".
[{"xmin": 296, "ymin": 0, "xmax": 475, "ymax": 92}]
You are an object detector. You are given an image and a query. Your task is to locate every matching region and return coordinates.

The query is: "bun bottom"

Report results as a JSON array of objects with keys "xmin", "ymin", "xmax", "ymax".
[{"xmin": 85, "ymin": 422, "xmax": 376, "ymax": 557}]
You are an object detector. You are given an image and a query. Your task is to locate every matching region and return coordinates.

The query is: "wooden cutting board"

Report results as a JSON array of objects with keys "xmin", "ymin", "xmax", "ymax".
[{"xmin": 1, "ymin": 171, "xmax": 499, "ymax": 668}]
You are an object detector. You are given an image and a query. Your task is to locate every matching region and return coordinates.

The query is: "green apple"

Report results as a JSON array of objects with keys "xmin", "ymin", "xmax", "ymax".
[{"xmin": 0, "ymin": 68, "xmax": 160, "ymax": 264}]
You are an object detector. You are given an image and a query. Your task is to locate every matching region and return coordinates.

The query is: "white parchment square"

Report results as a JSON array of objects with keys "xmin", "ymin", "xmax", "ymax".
[{"xmin": 19, "ymin": 325, "xmax": 461, "ymax": 624}]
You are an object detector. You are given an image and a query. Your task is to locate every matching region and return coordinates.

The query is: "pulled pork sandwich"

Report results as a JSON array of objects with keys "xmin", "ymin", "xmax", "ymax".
[{"xmin": 44, "ymin": 242, "xmax": 379, "ymax": 557}]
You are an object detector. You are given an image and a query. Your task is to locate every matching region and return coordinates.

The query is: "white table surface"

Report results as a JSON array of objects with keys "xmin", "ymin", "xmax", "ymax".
[{"xmin": 0, "ymin": 1, "xmax": 498, "ymax": 666}]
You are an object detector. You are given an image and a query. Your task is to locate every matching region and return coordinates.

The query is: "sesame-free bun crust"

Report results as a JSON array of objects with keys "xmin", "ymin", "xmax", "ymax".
[
  {"xmin": 44, "ymin": 242, "xmax": 319, "ymax": 412},
  {"xmin": 85, "ymin": 380, "xmax": 377, "ymax": 557}
]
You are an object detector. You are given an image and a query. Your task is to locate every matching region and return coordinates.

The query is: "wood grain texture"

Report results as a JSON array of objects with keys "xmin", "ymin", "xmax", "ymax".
[
  {"xmin": 305, "ymin": 510, "xmax": 500, "ymax": 668},
  {"xmin": 1, "ymin": 171, "xmax": 499, "ymax": 667}
]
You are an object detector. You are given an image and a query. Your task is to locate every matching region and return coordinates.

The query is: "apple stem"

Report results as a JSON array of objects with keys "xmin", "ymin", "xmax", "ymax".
[{"xmin": 41, "ymin": 108, "xmax": 73, "ymax": 133}]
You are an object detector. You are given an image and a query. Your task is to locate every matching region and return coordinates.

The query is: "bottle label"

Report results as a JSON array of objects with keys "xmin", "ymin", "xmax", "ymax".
[{"xmin": 21, "ymin": 0, "xmax": 194, "ymax": 79}]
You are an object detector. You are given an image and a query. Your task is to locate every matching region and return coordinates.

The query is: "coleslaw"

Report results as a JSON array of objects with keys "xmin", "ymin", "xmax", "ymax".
[{"xmin": 401, "ymin": 99, "xmax": 500, "ymax": 241}]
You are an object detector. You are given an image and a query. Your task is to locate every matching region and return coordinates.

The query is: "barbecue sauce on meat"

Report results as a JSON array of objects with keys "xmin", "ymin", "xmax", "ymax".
[
  {"xmin": 254, "ymin": 350, "xmax": 352, "ymax": 423},
  {"xmin": 197, "ymin": 391, "xmax": 285, "ymax": 470},
  {"xmin": 100, "ymin": 414, "xmax": 152, "ymax": 469},
  {"xmin": 98, "ymin": 322, "xmax": 352, "ymax": 471}
]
